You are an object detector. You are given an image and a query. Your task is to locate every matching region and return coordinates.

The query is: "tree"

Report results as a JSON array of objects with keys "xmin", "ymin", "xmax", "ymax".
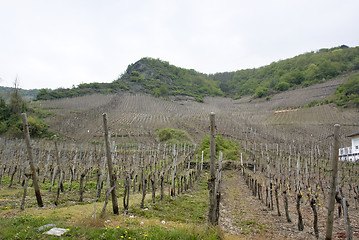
[
  {"xmin": 254, "ymin": 86, "xmax": 268, "ymax": 98},
  {"xmin": 305, "ymin": 64, "xmax": 320, "ymax": 82},
  {"xmin": 10, "ymin": 79, "xmax": 25, "ymax": 115},
  {"xmin": 36, "ymin": 89, "xmax": 51, "ymax": 100},
  {"xmin": 159, "ymin": 85, "xmax": 169, "ymax": 96},
  {"xmin": 275, "ymin": 81, "xmax": 290, "ymax": 91},
  {"xmin": 318, "ymin": 60, "xmax": 339, "ymax": 79}
]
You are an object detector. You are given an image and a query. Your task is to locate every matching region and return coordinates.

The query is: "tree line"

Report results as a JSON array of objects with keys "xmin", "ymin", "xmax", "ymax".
[{"xmin": 34, "ymin": 45, "xmax": 359, "ymax": 107}]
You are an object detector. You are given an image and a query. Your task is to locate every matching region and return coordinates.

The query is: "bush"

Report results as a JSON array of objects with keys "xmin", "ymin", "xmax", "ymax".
[
  {"xmin": 198, "ymin": 135, "xmax": 243, "ymax": 161},
  {"xmin": 157, "ymin": 128, "xmax": 192, "ymax": 144},
  {"xmin": 254, "ymin": 87, "xmax": 268, "ymax": 98},
  {"xmin": 333, "ymin": 72, "xmax": 359, "ymax": 108},
  {"xmin": 275, "ymin": 81, "xmax": 290, "ymax": 91}
]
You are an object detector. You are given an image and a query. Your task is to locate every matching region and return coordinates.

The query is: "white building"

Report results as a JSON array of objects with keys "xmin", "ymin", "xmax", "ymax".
[{"xmin": 339, "ymin": 131, "xmax": 359, "ymax": 162}]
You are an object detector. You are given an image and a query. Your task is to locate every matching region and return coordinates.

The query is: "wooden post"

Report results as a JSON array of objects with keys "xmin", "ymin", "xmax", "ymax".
[
  {"xmin": 215, "ymin": 151, "xmax": 223, "ymax": 223},
  {"xmin": 325, "ymin": 124, "xmax": 340, "ymax": 240},
  {"xmin": 20, "ymin": 173, "xmax": 30, "ymax": 210},
  {"xmin": 208, "ymin": 112, "xmax": 217, "ymax": 226},
  {"xmin": 21, "ymin": 113, "xmax": 43, "ymax": 207},
  {"xmin": 102, "ymin": 113, "xmax": 119, "ymax": 215},
  {"xmin": 201, "ymin": 150, "xmax": 204, "ymax": 172},
  {"xmin": 342, "ymin": 197, "xmax": 353, "ymax": 240},
  {"xmin": 54, "ymin": 135, "xmax": 64, "ymax": 206}
]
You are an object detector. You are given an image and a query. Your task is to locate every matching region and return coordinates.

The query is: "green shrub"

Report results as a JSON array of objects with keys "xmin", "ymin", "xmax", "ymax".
[
  {"xmin": 198, "ymin": 135, "xmax": 243, "ymax": 161},
  {"xmin": 333, "ymin": 72, "xmax": 359, "ymax": 108},
  {"xmin": 275, "ymin": 81, "xmax": 290, "ymax": 91},
  {"xmin": 157, "ymin": 128, "xmax": 192, "ymax": 144}
]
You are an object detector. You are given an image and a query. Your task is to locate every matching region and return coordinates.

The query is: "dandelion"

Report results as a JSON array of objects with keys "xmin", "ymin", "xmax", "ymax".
[
  {"xmin": 117, "ymin": 226, "xmax": 120, "ymax": 229},
  {"xmin": 121, "ymin": 236, "xmax": 124, "ymax": 238},
  {"xmin": 144, "ymin": 234, "xmax": 148, "ymax": 237},
  {"xmin": 66, "ymin": 229, "xmax": 70, "ymax": 231},
  {"xmin": 5, "ymin": 207, "xmax": 8, "ymax": 209},
  {"xmin": 125, "ymin": 231, "xmax": 127, "ymax": 234},
  {"xmin": 129, "ymin": 237, "xmax": 131, "ymax": 239},
  {"xmin": 27, "ymin": 227, "xmax": 30, "ymax": 229},
  {"xmin": 105, "ymin": 227, "xmax": 108, "ymax": 230}
]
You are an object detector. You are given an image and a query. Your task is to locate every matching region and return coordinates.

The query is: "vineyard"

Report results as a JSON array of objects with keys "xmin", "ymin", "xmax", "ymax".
[{"xmin": 1, "ymin": 77, "xmax": 359, "ymax": 239}]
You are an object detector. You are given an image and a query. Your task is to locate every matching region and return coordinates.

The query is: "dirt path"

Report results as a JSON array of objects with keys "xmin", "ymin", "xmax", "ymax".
[{"xmin": 219, "ymin": 170, "xmax": 359, "ymax": 240}]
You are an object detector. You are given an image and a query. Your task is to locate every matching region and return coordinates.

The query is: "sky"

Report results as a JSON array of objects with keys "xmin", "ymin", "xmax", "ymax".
[{"xmin": 1, "ymin": 0, "xmax": 359, "ymax": 90}]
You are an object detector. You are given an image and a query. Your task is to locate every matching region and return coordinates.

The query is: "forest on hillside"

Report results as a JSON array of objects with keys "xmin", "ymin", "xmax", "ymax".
[{"xmin": 33, "ymin": 45, "xmax": 359, "ymax": 107}]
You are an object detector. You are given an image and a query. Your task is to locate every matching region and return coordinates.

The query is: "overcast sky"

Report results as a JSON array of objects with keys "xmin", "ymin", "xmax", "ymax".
[{"xmin": 1, "ymin": 0, "xmax": 358, "ymax": 90}]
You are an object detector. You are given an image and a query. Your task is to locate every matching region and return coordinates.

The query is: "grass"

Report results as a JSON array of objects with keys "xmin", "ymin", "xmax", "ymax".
[
  {"xmin": 0, "ymin": 214, "xmax": 220, "ymax": 240},
  {"xmin": 0, "ymin": 174, "xmax": 220, "ymax": 239},
  {"xmin": 130, "ymin": 175, "xmax": 209, "ymax": 224},
  {"xmin": 234, "ymin": 220, "xmax": 269, "ymax": 234}
]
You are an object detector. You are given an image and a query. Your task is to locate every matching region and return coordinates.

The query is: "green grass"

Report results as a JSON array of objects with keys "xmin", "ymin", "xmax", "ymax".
[
  {"xmin": 234, "ymin": 220, "xmax": 269, "ymax": 234},
  {"xmin": 130, "ymin": 176, "xmax": 209, "ymax": 224},
  {"xmin": 0, "ymin": 173, "xmax": 220, "ymax": 239},
  {"xmin": 0, "ymin": 214, "xmax": 220, "ymax": 240}
]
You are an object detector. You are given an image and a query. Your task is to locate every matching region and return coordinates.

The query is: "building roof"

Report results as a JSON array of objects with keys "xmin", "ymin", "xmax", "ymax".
[{"xmin": 347, "ymin": 131, "xmax": 359, "ymax": 138}]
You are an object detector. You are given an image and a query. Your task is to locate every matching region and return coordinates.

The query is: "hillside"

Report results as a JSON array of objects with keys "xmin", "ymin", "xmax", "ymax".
[
  {"xmin": 212, "ymin": 45, "xmax": 359, "ymax": 98},
  {"xmin": 0, "ymin": 86, "xmax": 39, "ymax": 101},
  {"xmin": 35, "ymin": 45, "xmax": 359, "ymax": 106},
  {"xmin": 32, "ymin": 75, "xmax": 358, "ymax": 146},
  {"xmin": 115, "ymin": 57, "xmax": 223, "ymax": 102}
]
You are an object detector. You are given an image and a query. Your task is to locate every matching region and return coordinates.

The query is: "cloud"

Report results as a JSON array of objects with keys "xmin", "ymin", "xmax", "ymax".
[{"xmin": 0, "ymin": 0, "xmax": 358, "ymax": 89}]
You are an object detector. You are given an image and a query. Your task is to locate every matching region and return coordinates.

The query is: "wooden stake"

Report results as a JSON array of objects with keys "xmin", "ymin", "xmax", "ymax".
[
  {"xmin": 103, "ymin": 113, "xmax": 119, "ymax": 215},
  {"xmin": 325, "ymin": 124, "xmax": 340, "ymax": 240},
  {"xmin": 208, "ymin": 112, "xmax": 217, "ymax": 226},
  {"xmin": 21, "ymin": 113, "xmax": 43, "ymax": 207}
]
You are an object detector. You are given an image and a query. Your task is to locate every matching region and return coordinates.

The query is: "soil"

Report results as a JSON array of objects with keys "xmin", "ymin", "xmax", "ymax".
[{"xmin": 220, "ymin": 170, "xmax": 359, "ymax": 240}]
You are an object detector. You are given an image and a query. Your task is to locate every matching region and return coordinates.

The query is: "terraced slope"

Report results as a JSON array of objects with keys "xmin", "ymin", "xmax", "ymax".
[{"xmin": 32, "ymin": 76, "xmax": 358, "ymax": 147}]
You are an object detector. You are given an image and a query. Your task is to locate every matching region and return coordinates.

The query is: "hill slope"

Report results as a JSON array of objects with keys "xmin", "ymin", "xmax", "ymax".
[
  {"xmin": 35, "ymin": 45, "xmax": 359, "ymax": 105},
  {"xmin": 32, "ymin": 75, "xmax": 358, "ymax": 145}
]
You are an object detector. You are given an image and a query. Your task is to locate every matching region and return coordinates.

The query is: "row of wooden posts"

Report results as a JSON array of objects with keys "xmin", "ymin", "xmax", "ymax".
[
  {"xmin": 240, "ymin": 124, "xmax": 354, "ymax": 240},
  {"xmin": 20, "ymin": 112, "xmax": 348, "ymax": 239},
  {"xmin": 18, "ymin": 112, "xmax": 205, "ymax": 215}
]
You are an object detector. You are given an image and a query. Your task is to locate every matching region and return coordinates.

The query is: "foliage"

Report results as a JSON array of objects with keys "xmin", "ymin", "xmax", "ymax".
[
  {"xmin": 36, "ymin": 82, "xmax": 128, "ymax": 100},
  {"xmin": 198, "ymin": 135, "xmax": 242, "ymax": 161},
  {"xmin": 35, "ymin": 45, "xmax": 359, "ymax": 101},
  {"xmin": 332, "ymin": 72, "xmax": 359, "ymax": 108},
  {"xmin": 117, "ymin": 57, "xmax": 224, "ymax": 102},
  {"xmin": 254, "ymin": 86, "xmax": 268, "ymax": 98},
  {"xmin": 210, "ymin": 45, "xmax": 359, "ymax": 98},
  {"xmin": 275, "ymin": 81, "xmax": 290, "ymax": 91},
  {"xmin": 0, "ymin": 86, "xmax": 40, "ymax": 101},
  {"xmin": 0, "ymin": 88, "xmax": 56, "ymax": 138},
  {"xmin": 157, "ymin": 128, "xmax": 192, "ymax": 144}
]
